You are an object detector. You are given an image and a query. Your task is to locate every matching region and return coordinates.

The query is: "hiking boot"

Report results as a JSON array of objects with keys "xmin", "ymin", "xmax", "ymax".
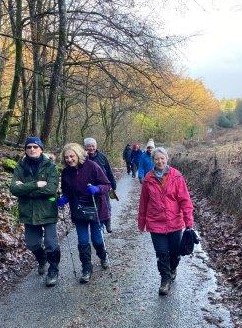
[
  {"xmin": 32, "ymin": 247, "xmax": 47, "ymax": 275},
  {"xmin": 101, "ymin": 257, "xmax": 109, "ymax": 270},
  {"xmin": 38, "ymin": 260, "xmax": 47, "ymax": 275},
  {"xmin": 45, "ymin": 271, "xmax": 58, "ymax": 287},
  {"xmin": 159, "ymin": 279, "xmax": 171, "ymax": 296},
  {"xmin": 171, "ymin": 269, "xmax": 177, "ymax": 281},
  {"xmin": 80, "ymin": 270, "xmax": 92, "ymax": 284},
  {"xmin": 105, "ymin": 220, "xmax": 112, "ymax": 233}
]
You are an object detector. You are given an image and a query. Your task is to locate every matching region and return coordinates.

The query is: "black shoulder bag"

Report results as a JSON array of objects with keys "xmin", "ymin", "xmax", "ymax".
[{"xmin": 76, "ymin": 203, "xmax": 97, "ymax": 222}]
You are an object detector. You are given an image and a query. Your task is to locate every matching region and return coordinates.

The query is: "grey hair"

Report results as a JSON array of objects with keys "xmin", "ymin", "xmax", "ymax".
[
  {"xmin": 84, "ymin": 137, "xmax": 97, "ymax": 146},
  {"xmin": 152, "ymin": 147, "xmax": 169, "ymax": 160},
  {"xmin": 61, "ymin": 143, "xmax": 87, "ymax": 166}
]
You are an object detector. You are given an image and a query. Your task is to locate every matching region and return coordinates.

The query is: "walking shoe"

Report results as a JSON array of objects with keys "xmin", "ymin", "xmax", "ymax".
[
  {"xmin": 159, "ymin": 279, "xmax": 171, "ymax": 296},
  {"xmin": 38, "ymin": 260, "xmax": 47, "ymax": 275},
  {"xmin": 171, "ymin": 269, "xmax": 177, "ymax": 281},
  {"xmin": 105, "ymin": 220, "xmax": 112, "ymax": 233},
  {"xmin": 45, "ymin": 271, "xmax": 58, "ymax": 287},
  {"xmin": 80, "ymin": 270, "xmax": 92, "ymax": 284},
  {"xmin": 101, "ymin": 257, "xmax": 109, "ymax": 270}
]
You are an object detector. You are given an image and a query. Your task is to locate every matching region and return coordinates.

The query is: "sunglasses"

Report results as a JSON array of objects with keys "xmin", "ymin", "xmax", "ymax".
[{"xmin": 26, "ymin": 145, "xmax": 39, "ymax": 149}]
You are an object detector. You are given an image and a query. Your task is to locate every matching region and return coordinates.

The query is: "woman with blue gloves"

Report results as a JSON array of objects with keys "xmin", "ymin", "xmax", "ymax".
[{"xmin": 58, "ymin": 143, "xmax": 111, "ymax": 283}]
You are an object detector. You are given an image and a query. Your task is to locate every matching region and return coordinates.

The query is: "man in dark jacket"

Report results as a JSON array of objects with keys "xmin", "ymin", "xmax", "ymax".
[
  {"xmin": 10, "ymin": 136, "xmax": 60, "ymax": 287},
  {"xmin": 84, "ymin": 137, "xmax": 116, "ymax": 233},
  {"xmin": 122, "ymin": 143, "xmax": 132, "ymax": 174},
  {"xmin": 130, "ymin": 144, "xmax": 143, "ymax": 178}
]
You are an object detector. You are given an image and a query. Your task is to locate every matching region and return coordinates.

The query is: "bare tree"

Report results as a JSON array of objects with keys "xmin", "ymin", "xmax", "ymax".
[
  {"xmin": 0, "ymin": 0, "xmax": 187, "ymax": 146},
  {"xmin": 0, "ymin": 0, "xmax": 22, "ymax": 143},
  {"xmin": 40, "ymin": 0, "xmax": 67, "ymax": 143}
]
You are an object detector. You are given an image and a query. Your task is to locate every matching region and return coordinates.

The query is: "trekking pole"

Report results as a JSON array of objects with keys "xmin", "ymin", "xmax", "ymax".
[
  {"xmin": 91, "ymin": 194, "xmax": 113, "ymax": 279},
  {"xmin": 61, "ymin": 207, "xmax": 78, "ymax": 280}
]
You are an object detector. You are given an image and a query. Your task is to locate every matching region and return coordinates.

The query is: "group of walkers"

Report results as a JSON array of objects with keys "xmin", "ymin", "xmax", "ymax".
[
  {"xmin": 122, "ymin": 138, "xmax": 155, "ymax": 182},
  {"xmin": 10, "ymin": 135, "xmax": 194, "ymax": 296},
  {"xmin": 10, "ymin": 136, "xmax": 116, "ymax": 287}
]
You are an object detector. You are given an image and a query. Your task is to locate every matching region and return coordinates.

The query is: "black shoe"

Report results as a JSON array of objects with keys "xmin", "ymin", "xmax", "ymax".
[
  {"xmin": 80, "ymin": 271, "xmax": 92, "ymax": 284},
  {"xmin": 46, "ymin": 271, "xmax": 58, "ymax": 287},
  {"xmin": 159, "ymin": 279, "xmax": 171, "ymax": 296},
  {"xmin": 101, "ymin": 257, "xmax": 109, "ymax": 270},
  {"xmin": 105, "ymin": 220, "xmax": 112, "ymax": 233},
  {"xmin": 38, "ymin": 260, "xmax": 47, "ymax": 275},
  {"xmin": 171, "ymin": 269, "xmax": 177, "ymax": 281}
]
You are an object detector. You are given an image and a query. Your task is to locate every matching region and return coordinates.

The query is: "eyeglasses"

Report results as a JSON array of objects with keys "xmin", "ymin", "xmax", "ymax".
[{"xmin": 26, "ymin": 145, "xmax": 39, "ymax": 149}]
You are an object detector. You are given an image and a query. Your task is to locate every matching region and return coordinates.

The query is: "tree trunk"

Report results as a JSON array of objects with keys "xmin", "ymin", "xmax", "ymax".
[
  {"xmin": 0, "ymin": 0, "xmax": 22, "ymax": 144},
  {"xmin": 17, "ymin": 67, "xmax": 30, "ymax": 145},
  {"xmin": 41, "ymin": 0, "xmax": 67, "ymax": 144}
]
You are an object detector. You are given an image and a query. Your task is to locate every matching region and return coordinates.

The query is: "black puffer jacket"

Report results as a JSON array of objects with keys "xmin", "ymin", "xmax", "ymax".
[{"xmin": 88, "ymin": 150, "xmax": 116, "ymax": 190}]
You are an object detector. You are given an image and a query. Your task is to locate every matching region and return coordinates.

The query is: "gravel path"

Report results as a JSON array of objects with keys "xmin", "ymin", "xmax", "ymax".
[{"xmin": 0, "ymin": 174, "xmax": 234, "ymax": 328}]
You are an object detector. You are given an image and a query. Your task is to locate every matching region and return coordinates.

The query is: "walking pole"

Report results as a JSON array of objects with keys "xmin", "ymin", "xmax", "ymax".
[
  {"xmin": 61, "ymin": 208, "xmax": 78, "ymax": 280},
  {"xmin": 91, "ymin": 194, "xmax": 113, "ymax": 279}
]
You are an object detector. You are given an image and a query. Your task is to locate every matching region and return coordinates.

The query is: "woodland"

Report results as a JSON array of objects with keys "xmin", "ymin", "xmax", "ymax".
[{"xmin": 0, "ymin": 0, "xmax": 221, "ymax": 156}]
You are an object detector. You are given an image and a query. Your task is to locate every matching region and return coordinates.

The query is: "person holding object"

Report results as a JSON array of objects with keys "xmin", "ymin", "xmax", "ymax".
[
  {"xmin": 138, "ymin": 138, "xmax": 155, "ymax": 184},
  {"xmin": 10, "ymin": 136, "xmax": 60, "ymax": 287},
  {"xmin": 59, "ymin": 143, "xmax": 111, "ymax": 283},
  {"xmin": 84, "ymin": 137, "xmax": 116, "ymax": 233},
  {"xmin": 138, "ymin": 147, "xmax": 194, "ymax": 296}
]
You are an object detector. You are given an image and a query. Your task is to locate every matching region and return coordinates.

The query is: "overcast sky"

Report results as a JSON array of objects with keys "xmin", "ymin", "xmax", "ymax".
[{"xmin": 136, "ymin": 0, "xmax": 242, "ymax": 99}]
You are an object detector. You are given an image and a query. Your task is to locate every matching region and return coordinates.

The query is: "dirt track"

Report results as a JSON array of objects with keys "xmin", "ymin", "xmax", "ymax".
[{"xmin": 0, "ymin": 174, "xmax": 236, "ymax": 328}]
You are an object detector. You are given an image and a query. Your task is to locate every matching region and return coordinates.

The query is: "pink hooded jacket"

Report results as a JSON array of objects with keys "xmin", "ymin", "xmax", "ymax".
[{"xmin": 138, "ymin": 167, "xmax": 194, "ymax": 233}]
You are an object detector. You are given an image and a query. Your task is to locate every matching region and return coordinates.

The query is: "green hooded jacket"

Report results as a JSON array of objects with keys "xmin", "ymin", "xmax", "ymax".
[{"xmin": 10, "ymin": 155, "xmax": 59, "ymax": 225}]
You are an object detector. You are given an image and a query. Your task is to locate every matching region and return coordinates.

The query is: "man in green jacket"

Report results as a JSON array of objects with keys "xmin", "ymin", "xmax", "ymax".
[{"xmin": 10, "ymin": 136, "xmax": 60, "ymax": 287}]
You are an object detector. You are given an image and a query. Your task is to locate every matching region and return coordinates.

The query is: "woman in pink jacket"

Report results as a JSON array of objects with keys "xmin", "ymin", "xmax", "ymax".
[{"xmin": 138, "ymin": 147, "xmax": 194, "ymax": 296}]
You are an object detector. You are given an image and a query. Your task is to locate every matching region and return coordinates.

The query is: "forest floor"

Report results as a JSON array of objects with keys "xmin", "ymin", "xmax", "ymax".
[{"xmin": 0, "ymin": 127, "xmax": 242, "ymax": 326}]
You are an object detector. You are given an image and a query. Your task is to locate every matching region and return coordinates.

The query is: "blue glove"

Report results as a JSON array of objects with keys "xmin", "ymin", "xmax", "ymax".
[
  {"xmin": 86, "ymin": 184, "xmax": 100, "ymax": 195},
  {"xmin": 57, "ymin": 195, "xmax": 69, "ymax": 207}
]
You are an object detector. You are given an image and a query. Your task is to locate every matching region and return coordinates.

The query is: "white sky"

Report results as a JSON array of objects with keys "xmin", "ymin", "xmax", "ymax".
[{"xmin": 136, "ymin": 0, "xmax": 242, "ymax": 99}]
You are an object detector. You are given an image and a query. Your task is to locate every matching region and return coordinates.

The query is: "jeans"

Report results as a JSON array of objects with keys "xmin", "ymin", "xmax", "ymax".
[
  {"xmin": 150, "ymin": 230, "xmax": 182, "ymax": 270},
  {"xmin": 24, "ymin": 223, "xmax": 59, "ymax": 252},
  {"xmin": 75, "ymin": 220, "xmax": 103, "ymax": 246}
]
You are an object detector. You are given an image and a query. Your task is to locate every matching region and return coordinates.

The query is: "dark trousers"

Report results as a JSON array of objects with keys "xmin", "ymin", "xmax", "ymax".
[
  {"xmin": 125, "ymin": 160, "xmax": 132, "ymax": 174},
  {"xmin": 24, "ymin": 223, "xmax": 59, "ymax": 253},
  {"xmin": 150, "ymin": 230, "xmax": 182, "ymax": 271},
  {"xmin": 131, "ymin": 163, "xmax": 138, "ymax": 177}
]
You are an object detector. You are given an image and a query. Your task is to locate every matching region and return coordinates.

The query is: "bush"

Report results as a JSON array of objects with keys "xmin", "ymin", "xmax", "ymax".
[
  {"xmin": 2, "ymin": 158, "xmax": 17, "ymax": 172},
  {"xmin": 217, "ymin": 113, "xmax": 236, "ymax": 128}
]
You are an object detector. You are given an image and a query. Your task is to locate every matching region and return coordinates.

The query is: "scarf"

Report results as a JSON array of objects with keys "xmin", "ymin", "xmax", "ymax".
[{"xmin": 153, "ymin": 165, "xmax": 170, "ymax": 181}]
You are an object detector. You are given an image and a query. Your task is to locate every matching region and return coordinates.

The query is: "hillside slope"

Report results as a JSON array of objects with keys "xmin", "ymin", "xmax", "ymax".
[{"xmin": 170, "ymin": 126, "xmax": 242, "ymax": 327}]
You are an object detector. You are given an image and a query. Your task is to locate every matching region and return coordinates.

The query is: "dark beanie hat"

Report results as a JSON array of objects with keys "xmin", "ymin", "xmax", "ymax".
[{"xmin": 25, "ymin": 136, "xmax": 44, "ymax": 150}]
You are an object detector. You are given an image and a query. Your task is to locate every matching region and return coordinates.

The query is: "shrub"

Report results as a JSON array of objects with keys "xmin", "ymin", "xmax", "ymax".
[{"xmin": 2, "ymin": 158, "xmax": 17, "ymax": 172}]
